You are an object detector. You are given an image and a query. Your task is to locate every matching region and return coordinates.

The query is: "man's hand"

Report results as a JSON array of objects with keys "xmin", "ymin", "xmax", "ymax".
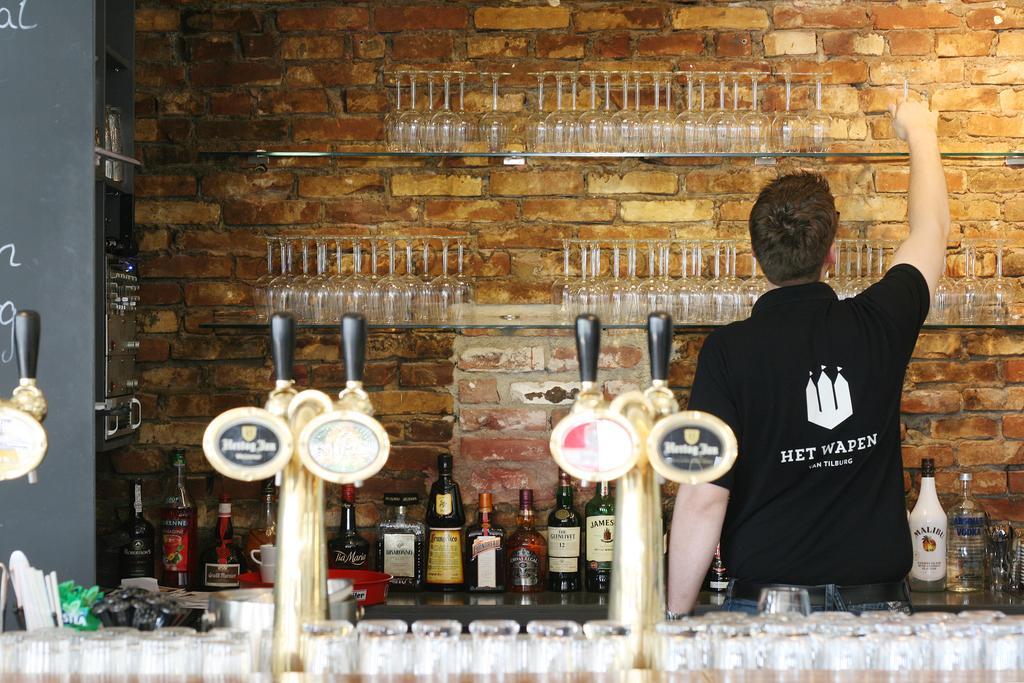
[{"xmin": 888, "ymin": 99, "xmax": 938, "ymax": 142}]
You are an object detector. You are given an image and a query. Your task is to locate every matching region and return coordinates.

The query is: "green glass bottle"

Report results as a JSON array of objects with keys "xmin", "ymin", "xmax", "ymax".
[
  {"xmin": 584, "ymin": 480, "xmax": 615, "ymax": 593},
  {"xmin": 547, "ymin": 470, "xmax": 582, "ymax": 592}
]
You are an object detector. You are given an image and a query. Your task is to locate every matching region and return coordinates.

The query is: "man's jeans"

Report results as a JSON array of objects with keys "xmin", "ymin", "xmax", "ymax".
[{"xmin": 722, "ymin": 580, "xmax": 913, "ymax": 616}]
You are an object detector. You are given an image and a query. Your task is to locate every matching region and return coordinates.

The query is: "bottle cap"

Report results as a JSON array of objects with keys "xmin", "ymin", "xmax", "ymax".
[
  {"xmin": 171, "ymin": 449, "xmax": 186, "ymax": 466},
  {"xmin": 438, "ymin": 454, "xmax": 453, "ymax": 474},
  {"xmin": 341, "ymin": 484, "xmax": 356, "ymax": 503},
  {"xmin": 383, "ymin": 493, "xmax": 419, "ymax": 506},
  {"xmin": 261, "ymin": 478, "xmax": 276, "ymax": 496},
  {"xmin": 921, "ymin": 458, "xmax": 935, "ymax": 477},
  {"xmin": 479, "ymin": 492, "xmax": 493, "ymax": 512},
  {"xmin": 219, "ymin": 493, "xmax": 231, "ymax": 515},
  {"xmin": 558, "ymin": 470, "xmax": 572, "ymax": 486},
  {"xmin": 519, "ymin": 488, "xmax": 533, "ymax": 508},
  {"xmin": 960, "ymin": 472, "xmax": 972, "ymax": 482}
]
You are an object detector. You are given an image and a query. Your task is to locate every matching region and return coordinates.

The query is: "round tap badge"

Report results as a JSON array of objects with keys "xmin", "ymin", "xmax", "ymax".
[
  {"xmin": 647, "ymin": 410, "xmax": 738, "ymax": 485},
  {"xmin": 298, "ymin": 411, "xmax": 390, "ymax": 484},
  {"xmin": 203, "ymin": 407, "xmax": 293, "ymax": 481},
  {"xmin": 549, "ymin": 411, "xmax": 638, "ymax": 482},
  {"xmin": 0, "ymin": 407, "xmax": 47, "ymax": 481}
]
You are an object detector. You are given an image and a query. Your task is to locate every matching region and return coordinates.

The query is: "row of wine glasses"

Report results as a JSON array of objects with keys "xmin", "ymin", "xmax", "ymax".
[
  {"xmin": 552, "ymin": 239, "xmax": 770, "ymax": 324},
  {"xmin": 932, "ymin": 240, "xmax": 1019, "ymax": 324},
  {"xmin": 384, "ymin": 70, "xmax": 832, "ymax": 154},
  {"xmin": 251, "ymin": 236, "xmax": 474, "ymax": 324}
]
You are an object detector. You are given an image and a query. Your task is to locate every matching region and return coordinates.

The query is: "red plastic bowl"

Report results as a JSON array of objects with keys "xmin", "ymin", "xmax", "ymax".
[{"xmin": 238, "ymin": 569, "xmax": 392, "ymax": 607}]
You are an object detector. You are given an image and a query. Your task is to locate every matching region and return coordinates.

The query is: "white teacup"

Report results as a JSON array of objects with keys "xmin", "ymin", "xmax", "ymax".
[{"xmin": 251, "ymin": 544, "xmax": 277, "ymax": 584}]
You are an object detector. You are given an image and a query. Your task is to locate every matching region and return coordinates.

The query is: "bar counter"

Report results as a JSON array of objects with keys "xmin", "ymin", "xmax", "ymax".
[{"xmin": 365, "ymin": 590, "xmax": 1024, "ymax": 624}]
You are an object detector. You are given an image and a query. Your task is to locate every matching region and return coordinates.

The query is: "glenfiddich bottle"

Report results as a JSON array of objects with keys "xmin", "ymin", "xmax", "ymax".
[
  {"xmin": 245, "ymin": 478, "xmax": 277, "ymax": 573},
  {"xmin": 329, "ymin": 484, "xmax": 371, "ymax": 570},
  {"xmin": 584, "ymin": 480, "xmax": 614, "ymax": 593},
  {"xmin": 466, "ymin": 492, "xmax": 506, "ymax": 592},
  {"xmin": 508, "ymin": 488, "xmax": 547, "ymax": 593},
  {"xmin": 160, "ymin": 449, "xmax": 198, "ymax": 589},
  {"xmin": 200, "ymin": 494, "xmax": 244, "ymax": 590},
  {"xmin": 377, "ymin": 493, "xmax": 425, "ymax": 590},
  {"xmin": 548, "ymin": 471, "xmax": 582, "ymax": 592},
  {"xmin": 424, "ymin": 454, "xmax": 466, "ymax": 590},
  {"xmin": 120, "ymin": 480, "xmax": 155, "ymax": 579}
]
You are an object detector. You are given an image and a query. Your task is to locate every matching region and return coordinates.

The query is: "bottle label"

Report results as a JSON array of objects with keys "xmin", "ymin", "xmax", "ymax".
[
  {"xmin": 952, "ymin": 516, "xmax": 984, "ymax": 537},
  {"xmin": 911, "ymin": 524, "xmax": 946, "ymax": 581},
  {"xmin": 161, "ymin": 519, "xmax": 190, "ymax": 572},
  {"xmin": 473, "ymin": 537, "xmax": 500, "ymax": 589},
  {"xmin": 426, "ymin": 528, "xmax": 464, "ymax": 584},
  {"xmin": 586, "ymin": 515, "xmax": 615, "ymax": 562},
  {"xmin": 435, "ymin": 494, "xmax": 453, "ymax": 516},
  {"xmin": 122, "ymin": 541, "xmax": 154, "ymax": 577},
  {"xmin": 710, "ymin": 577, "xmax": 729, "ymax": 591},
  {"xmin": 204, "ymin": 562, "xmax": 241, "ymax": 588},
  {"xmin": 332, "ymin": 548, "xmax": 368, "ymax": 569},
  {"xmin": 548, "ymin": 527, "xmax": 580, "ymax": 557},
  {"xmin": 510, "ymin": 547, "xmax": 540, "ymax": 587},
  {"xmin": 383, "ymin": 533, "xmax": 416, "ymax": 578}
]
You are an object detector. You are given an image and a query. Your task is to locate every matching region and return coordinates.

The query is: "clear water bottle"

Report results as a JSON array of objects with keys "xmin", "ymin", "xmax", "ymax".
[{"xmin": 947, "ymin": 472, "xmax": 988, "ymax": 592}]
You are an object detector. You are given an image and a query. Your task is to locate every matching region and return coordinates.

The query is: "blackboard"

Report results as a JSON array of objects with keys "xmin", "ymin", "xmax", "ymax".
[{"xmin": 0, "ymin": 0, "xmax": 97, "ymax": 628}]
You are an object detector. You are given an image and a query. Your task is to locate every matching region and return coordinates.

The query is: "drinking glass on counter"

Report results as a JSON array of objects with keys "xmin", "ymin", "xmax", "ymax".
[
  {"xmin": 411, "ymin": 619, "xmax": 462, "ymax": 676},
  {"xmin": 524, "ymin": 619, "xmax": 581, "ymax": 674},
  {"xmin": 468, "ymin": 619, "xmax": 520, "ymax": 675},
  {"xmin": 355, "ymin": 619, "xmax": 409, "ymax": 675}
]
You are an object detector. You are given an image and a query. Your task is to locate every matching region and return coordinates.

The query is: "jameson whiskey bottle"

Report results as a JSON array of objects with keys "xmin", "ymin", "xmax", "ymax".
[
  {"xmin": 329, "ymin": 484, "xmax": 371, "ymax": 570},
  {"xmin": 466, "ymin": 492, "xmax": 506, "ymax": 592},
  {"xmin": 245, "ymin": 478, "xmax": 277, "ymax": 572},
  {"xmin": 120, "ymin": 480, "xmax": 155, "ymax": 579},
  {"xmin": 508, "ymin": 488, "xmax": 547, "ymax": 593},
  {"xmin": 910, "ymin": 458, "xmax": 946, "ymax": 592},
  {"xmin": 548, "ymin": 471, "xmax": 582, "ymax": 592},
  {"xmin": 425, "ymin": 454, "xmax": 466, "ymax": 591},
  {"xmin": 200, "ymin": 494, "xmax": 244, "ymax": 590},
  {"xmin": 160, "ymin": 450, "xmax": 198, "ymax": 589},
  {"xmin": 584, "ymin": 480, "xmax": 614, "ymax": 593},
  {"xmin": 377, "ymin": 493, "xmax": 425, "ymax": 591}
]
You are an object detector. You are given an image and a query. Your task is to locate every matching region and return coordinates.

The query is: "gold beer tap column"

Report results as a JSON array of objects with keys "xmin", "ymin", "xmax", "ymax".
[{"xmin": 0, "ymin": 311, "xmax": 48, "ymax": 484}]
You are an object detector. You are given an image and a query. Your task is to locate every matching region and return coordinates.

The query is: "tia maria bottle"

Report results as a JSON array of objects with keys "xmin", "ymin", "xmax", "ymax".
[
  {"xmin": 424, "ymin": 454, "xmax": 466, "ymax": 591},
  {"xmin": 329, "ymin": 484, "xmax": 371, "ymax": 570}
]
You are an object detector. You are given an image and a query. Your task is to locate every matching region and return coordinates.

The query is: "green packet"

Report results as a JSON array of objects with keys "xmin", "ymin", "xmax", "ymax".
[{"xmin": 59, "ymin": 581, "xmax": 103, "ymax": 631}]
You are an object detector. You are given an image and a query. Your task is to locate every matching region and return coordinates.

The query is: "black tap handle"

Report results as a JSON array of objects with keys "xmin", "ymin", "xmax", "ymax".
[
  {"xmin": 575, "ymin": 314, "xmax": 601, "ymax": 384},
  {"xmin": 270, "ymin": 312, "xmax": 295, "ymax": 383},
  {"xmin": 647, "ymin": 311, "xmax": 673, "ymax": 382},
  {"xmin": 342, "ymin": 313, "xmax": 367, "ymax": 383},
  {"xmin": 14, "ymin": 310, "xmax": 40, "ymax": 381}
]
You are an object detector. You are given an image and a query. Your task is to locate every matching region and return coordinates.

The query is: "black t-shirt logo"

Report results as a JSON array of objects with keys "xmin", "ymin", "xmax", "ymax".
[{"xmin": 805, "ymin": 365, "xmax": 853, "ymax": 430}]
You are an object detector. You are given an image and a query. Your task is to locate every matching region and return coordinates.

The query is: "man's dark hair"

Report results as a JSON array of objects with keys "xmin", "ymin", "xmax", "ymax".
[{"xmin": 748, "ymin": 173, "xmax": 838, "ymax": 286}]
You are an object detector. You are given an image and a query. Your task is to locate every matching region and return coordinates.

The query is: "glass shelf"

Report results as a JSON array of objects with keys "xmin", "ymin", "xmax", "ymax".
[
  {"xmin": 201, "ymin": 304, "xmax": 1024, "ymax": 332},
  {"xmin": 198, "ymin": 150, "xmax": 1024, "ymax": 162}
]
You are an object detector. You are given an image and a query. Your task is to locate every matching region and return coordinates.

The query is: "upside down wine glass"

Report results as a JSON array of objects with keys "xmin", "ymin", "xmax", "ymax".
[{"xmin": 479, "ymin": 73, "xmax": 509, "ymax": 153}]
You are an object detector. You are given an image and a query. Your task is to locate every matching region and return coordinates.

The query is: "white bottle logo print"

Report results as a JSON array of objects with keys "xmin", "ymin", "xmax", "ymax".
[{"xmin": 806, "ymin": 365, "xmax": 853, "ymax": 430}]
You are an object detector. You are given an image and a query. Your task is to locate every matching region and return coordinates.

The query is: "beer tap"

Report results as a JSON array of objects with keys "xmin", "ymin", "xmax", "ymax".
[
  {"xmin": 265, "ymin": 312, "xmax": 298, "ymax": 418},
  {"xmin": 572, "ymin": 313, "xmax": 605, "ymax": 413},
  {"xmin": 644, "ymin": 312, "xmax": 679, "ymax": 419},
  {"xmin": 0, "ymin": 311, "xmax": 47, "ymax": 483}
]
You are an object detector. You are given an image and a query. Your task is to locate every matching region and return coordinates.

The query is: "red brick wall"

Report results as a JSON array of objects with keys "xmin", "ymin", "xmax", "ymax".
[{"xmin": 103, "ymin": 0, "xmax": 1024, "ymax": 580}]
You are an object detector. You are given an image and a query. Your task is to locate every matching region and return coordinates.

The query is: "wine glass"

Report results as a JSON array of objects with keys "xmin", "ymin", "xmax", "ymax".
[
  {"xmin": 741, "ymin": 248, "xmax": 767, "ymax": 311},
  {"xmin": 432, "ymin": 72, "xmax": 461, "ymax": 152},
  {"xmin": 308, "ymin": 238, "xmax": 332, "ymax": 323},
  {"xmin": 524, "ymin": 72, "xmax": 547, "ymax": 152},
  {"xmin": 676, "ymin": 72, "xmax": 705, "ymax": 153},
  {"xmin": 400, "ymin": 73, "xmax": 429, "ymax": 153},
  {"xmin": 578, "ymin": 72, "xmax": 602, "ymax": 152},
  {"xmin": 478, "ymin": 73, "xmax": 510, "ymax": 152},
  {"xmin": 454, "ymin": 238, "xmax": 475, "ymax": 309},
  {"xmin": 613, "ymin": 72, "xmax": 641, "ymax": 153},
  {"xmin": 960, "ymin": 243, "xmax": 982, "ymax": 323},
  {"xmin": 422, "ymin": 71, "xmax": 437, "ymax": 151},
  {"xmin": 433, "ymin": 237, "xmax": 460, "ymax": 322},
  {"xmin": 607, "ymin": 242, "xmax": 628, "ymax": 323},
  {"xmin": 727, "ymin": 75, "xmax": 747, "ymax": 153},
  {"xmin": 598, "ymin": 72, "xmax": 618, "ymax": 152},
  {"xmin": 803, "ymin": 75, "xmax": 831, "ymax": 153},
  {"xmin": 643, "ymin": 73, "xmax": 675, "ymax": 153},
  {"xmin": 385, "ymin": 72, "xmax": 407, "ymax": 151},
  {"xmin": 546, "ymin": 72, "xmax": 576, "ymax": 153},
  {"xmin": 290, "ymin": 238, "xmax": 314, "ymax": 321},
  {"xmin": 706, "ymin": 73, "xmax": 733, "ymax": 153},
  {"xmin": 374, "ymin": 238, "xmax": 411, "ymax": 323},
  {"xmin": 743, "ymin": 73, "xmax": 771, "ymax": 153},
  {"xmin": 566, "ymin": 243, "xmax": 589, "ymax": 316},
  {"xmin": 673, "ymin": 242, "xmax": 692, "ymax": 322},
  {"xmin": 984, "ymin": 241, "xmax": 1017, "ymax": 323},
  {"xmin": 771, "ymin": 74, "xmax": 803, "ymax": 153},
  {"xmin": 455, "ymin": 72, "xmax": 476, "ymax": 149},
  {"xmin": 253, "ymin": 238, "xmax": 276, "ymax": 320},
  {"xmin": 345, "ymin": 239, "xmax": 372, "ymax": 316},
  {"xmin": 551, "ymin": 239, "xmax": 572, "ymax": 310}
]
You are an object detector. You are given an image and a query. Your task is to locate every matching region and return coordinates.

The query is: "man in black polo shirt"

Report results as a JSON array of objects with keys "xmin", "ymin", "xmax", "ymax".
[{"xmin": 667, "ymin": 100, "xmax": 950, "ymax": 615}]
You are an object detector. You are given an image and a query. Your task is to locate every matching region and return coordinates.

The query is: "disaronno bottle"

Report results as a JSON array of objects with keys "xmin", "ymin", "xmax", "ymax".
[
  {"xmin": 424, "ymin": 454, "xmax": 465, "ymax": 591},
  {"xmin": 909, "ymin": 458, "xmax": 946, "ymax": 592},
  {"xmin": 548, "ymin": 470, "xmax": 582, "ymax": 592},
  {"xmin": 376, "ymin": 494, "xmax": 424, "ymax": 591}
]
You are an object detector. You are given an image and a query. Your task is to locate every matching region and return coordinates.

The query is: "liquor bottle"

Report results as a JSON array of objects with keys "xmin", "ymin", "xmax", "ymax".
[
  {"xmin": 909, "ymin": 458, "xmax": 946, "ymax": 592},
  {"xmin": 584, "ymin": 480, "xmax": 614, "ymax": 593},
  {"xmin": 508, "ymin": 488, "xmax": 547, "ymax": 593},
  {"xmin": 160, "ymin": 449, "xmax": 198, "ymax": 589},
  {"xmin": 200, "ymin": 494, "xmax": 245, "ymax": 590},
  {"xmin": 548, "ymin": 471, "xmax": 582, "ymax": 592},
  {"xmin": 377, "ymin": 493, "xmax": 425, "ymax": 591},
  {"xmin": 424, "ymin": 454, "xmax": 466, "ymax": 590},
  {"xmin": 245, "ymin": 478, "xmax": 277, "ymax": 573},
  {"xmin": 466, "ymin": 492, "xmax": 506, "ymax": 592},
  {"xmin": 947, "ymin": 471, "xmax": 988, "ymax": 593},
  {"xmin": 709, "ymin": 545, "xmax": 729, "ymax": 593},
  {"xmin": 119, "ymin": 479, "xmax": 155, "ymax": 579},
  {"xmin": 329, "ymin": 484, "xmax": 371, "ymax": 570}
]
